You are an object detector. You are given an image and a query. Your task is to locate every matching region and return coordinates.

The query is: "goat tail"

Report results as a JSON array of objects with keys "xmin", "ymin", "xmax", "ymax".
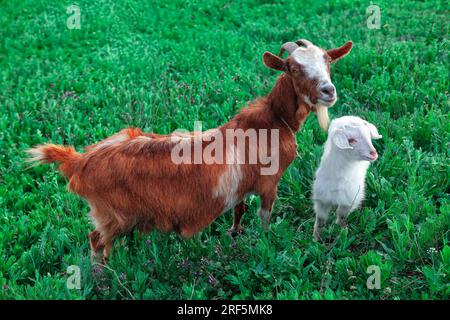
[{"xmin": 26, "ymin": 144, "xmax": 82, "ymax": 178}]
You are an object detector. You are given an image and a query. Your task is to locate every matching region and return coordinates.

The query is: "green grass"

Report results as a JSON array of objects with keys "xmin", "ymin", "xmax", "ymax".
[{"xmin": 0, "ymin": 0, "xmax": 449, "ymax": 299}]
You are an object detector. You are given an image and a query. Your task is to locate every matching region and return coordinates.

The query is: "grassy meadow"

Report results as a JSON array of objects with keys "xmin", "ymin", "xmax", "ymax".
[{"xmin": 0, "ymin": 0, "xmax": 449, "ymax": 299}]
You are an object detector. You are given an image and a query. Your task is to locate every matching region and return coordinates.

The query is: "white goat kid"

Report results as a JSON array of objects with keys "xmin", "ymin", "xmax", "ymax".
[{"xmin": 312, "ymin": 116, "xmax": 382, "ymax": 241}]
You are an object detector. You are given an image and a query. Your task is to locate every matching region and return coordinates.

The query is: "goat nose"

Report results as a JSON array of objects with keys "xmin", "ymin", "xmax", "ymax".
[
  {"xmin": 320, "ymin": 84, "xmax": 335, "ymax": 96},
  {"xmin": 370, "ymin": 150, "xmax": 378, "ymax": 160}
]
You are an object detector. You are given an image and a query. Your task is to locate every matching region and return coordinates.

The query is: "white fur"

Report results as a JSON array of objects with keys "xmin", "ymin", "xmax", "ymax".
[
  {"xmin": 128, "ymin": 136, "xmax": 152, "ymax": 143},
  {"xmin": 313, "ymin": 155, "xmax": 369, "ymax": 210},
  {"xmin": 93, "ymin": 132, "xmax": 129, "ymax": 150},
  {"xmin": 294, "ymin": 45, "xmax": 334, "ymax": 130},
  {"xmin": 213, "ymin": 145, "xmax": 242, "ymax": 213},
  {"xmin": 302, "ymin": 95, "xmax": 314, "ymax": 107},
  {"xmin": 312, "ymin": 116, "xmax": 382, "ymax": 240},
  {"xmin": 292, "ymin": 46, "xmax": 330, "ymax": 84},
  {"xmin": 26, "ymin": 147, "xmax": 45, "ymax": 163},
  {"xmin": 315, "ymin": 105, "xmax": 329, "ymax": 131}
]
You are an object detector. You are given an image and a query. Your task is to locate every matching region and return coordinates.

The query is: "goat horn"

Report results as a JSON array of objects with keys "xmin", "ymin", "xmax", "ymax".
[
  {"xmin": 278, "ymin": 42, "xmax": 299, "ymax": 57},
  {"xmin": 295, "ymin": 39, "xmax": 313, "ymax": 47}
]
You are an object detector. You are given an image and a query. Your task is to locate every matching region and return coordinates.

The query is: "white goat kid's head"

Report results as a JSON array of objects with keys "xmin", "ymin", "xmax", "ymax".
[{"xmin": 329, "ymin": 116, "xmax": 382, "ymax": 162}]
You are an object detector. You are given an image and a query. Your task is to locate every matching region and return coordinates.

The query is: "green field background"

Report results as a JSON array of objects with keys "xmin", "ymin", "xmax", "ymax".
[{"xmin": 0, "ymin": 0, "xmax": 449, "ymax": 299}]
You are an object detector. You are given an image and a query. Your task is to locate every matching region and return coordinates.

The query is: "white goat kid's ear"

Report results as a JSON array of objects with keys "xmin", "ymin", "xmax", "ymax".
[
  {"xmin": 332, "ymin": 130, "xmax": 352, "ymax": 149},
  {"xmin": 367, "ymin": 123, "xmax": 382, "ymax": 139}
]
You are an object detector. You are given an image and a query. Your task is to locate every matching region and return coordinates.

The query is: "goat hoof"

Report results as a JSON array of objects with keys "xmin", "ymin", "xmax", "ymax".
[
  {"xmin": 336, "ymin": 219, "xmax": 348, "ymax": 228},
  {"xmin": 313, "ymin": 232, "xmax": 322, "ymax": 242},
  {"xmin": 228, "ymin": 226, "xmax": 244, "ymax": 236},
  {"xmin": 260, "ymin": 223, "xmax": 271, "ymax": 233},
  {"xmin": 90, "ymin": 250, "xmax": 108, "ymax": 266},
  {"xmin": 91, "ymin": 252, "xmax": 102, "ymax": 264}
]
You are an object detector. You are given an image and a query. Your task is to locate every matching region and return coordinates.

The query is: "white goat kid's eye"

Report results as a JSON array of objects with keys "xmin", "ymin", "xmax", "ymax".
[{"xmin": 348, "ymin": 138, "xmax": 357, "ymax": 144}]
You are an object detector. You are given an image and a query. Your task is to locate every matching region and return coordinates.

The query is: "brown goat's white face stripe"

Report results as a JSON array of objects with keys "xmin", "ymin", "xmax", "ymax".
[
  {"xmin": 291, "ymin": 45, "xmax": 330, "ymax": 84},
  {"xmin": 291, "ymin": 44, "xmax": 337, "ymax": 128}
]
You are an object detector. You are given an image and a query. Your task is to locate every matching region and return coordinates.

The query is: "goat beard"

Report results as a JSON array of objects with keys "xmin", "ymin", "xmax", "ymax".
[{"xmin": 316, "ymin": 104, "xmax": 329, "ymax": 132}]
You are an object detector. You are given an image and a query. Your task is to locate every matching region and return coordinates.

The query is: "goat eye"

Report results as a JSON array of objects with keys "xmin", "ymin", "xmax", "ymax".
[{"xmin": 348, "ymin": 138, "xmax": 357, "ymax": 144}]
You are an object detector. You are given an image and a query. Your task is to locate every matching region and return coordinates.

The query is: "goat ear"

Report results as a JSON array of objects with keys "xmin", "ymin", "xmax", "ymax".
[
  {"xmin": 263, "ymin": 52, "xmax": 287, "ymax": 71},
  {"xmin": 327, "ymin": 41, "xmax": 353, "ymax": 63},
  {"xmin": 366, "ymin": 122, "xmax": 382, "ymax": 139},
  {"xmin": 332, "ymin": 130, "xmax": 352, "ymax": 149}
]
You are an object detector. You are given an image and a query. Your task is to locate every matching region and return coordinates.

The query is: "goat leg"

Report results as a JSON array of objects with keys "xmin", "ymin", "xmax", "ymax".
[
  {"xmin": 313, "ymin": 201, "xmax": 332, "ymax": 241},
  {"xmin": 336, "ymin": 205, "xmax": 351, "ymax": 228},
  {"xmin": 313, "ymin": 217, "xmax": 326, "ymax": 242},
  {"xmin": 228, "ymin": 200, "xmax": 247, "ymax": 236}
]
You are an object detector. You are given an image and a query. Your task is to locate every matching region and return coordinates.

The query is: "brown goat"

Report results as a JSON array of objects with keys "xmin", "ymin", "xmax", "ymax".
[{"xmin": 27, "ymin": 39, "xmax": 353, "ymax": 262}]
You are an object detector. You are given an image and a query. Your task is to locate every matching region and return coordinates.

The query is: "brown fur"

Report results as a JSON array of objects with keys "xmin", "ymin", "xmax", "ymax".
[{"xmin": 27, "ymin": 43, "xmax": 352, "ymax": 262}]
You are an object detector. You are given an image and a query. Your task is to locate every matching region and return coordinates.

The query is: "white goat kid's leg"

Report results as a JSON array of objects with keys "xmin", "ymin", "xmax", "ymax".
[
  {"xmin": 313, "ymin": 201, "xmax": 332, "ymax": 241},
  {"xmin": 336, "ymin": 205, "xmax": 352, "ymax": 227}
]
